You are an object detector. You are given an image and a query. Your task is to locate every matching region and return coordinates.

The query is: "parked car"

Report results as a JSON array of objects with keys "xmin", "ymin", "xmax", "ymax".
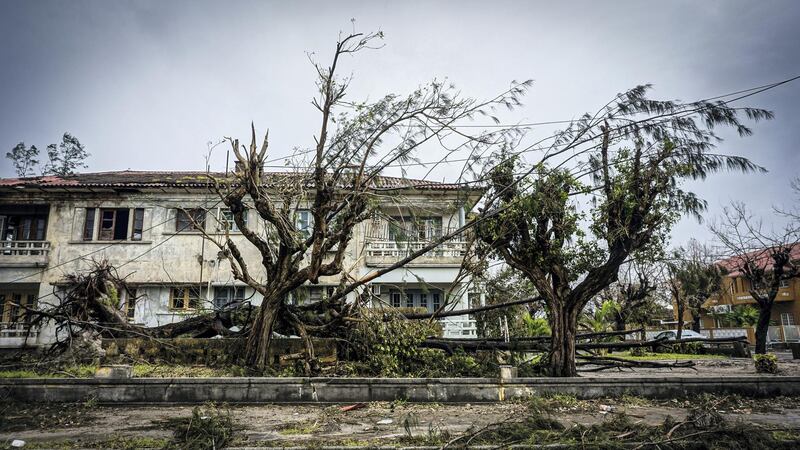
[{"xmin": 653, "ymin": 330, "xmax": 704, "ymax": 341}]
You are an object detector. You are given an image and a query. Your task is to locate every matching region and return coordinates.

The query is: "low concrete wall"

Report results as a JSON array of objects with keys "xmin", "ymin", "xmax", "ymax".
[{"xmin": 2, "ymin": 376, "xmax": 799, "ymax": 404}]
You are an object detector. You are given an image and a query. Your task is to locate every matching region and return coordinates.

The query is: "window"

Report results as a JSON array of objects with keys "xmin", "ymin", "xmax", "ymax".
[
  {"xmin": 420, "ymin": 293, "xmax": 428, "ymax": 309},
  {"xmin": 406, "ymin": 293, "xmax": 414, "ymax": 308},
  {"xmin": 468, "ymin": 292, "xmax": 482, "ymax": 309},
  {"xmin": 82, "ymin": 208, "xmax": 142, "ymax": 241},
  {"xmin": 0, "ymin": 292, "xmax": 36, "ymax": 324},
  {"xmin": 388, "ymin": 216, "xmax": 443, "ymax": 241},
  {"xmin": 213, "ymin": 286, "xmax": 245, "ymax": 310},
  {"xmin": 219, "ymin": 209, "xmax": 246, "ymax": 232},
  {"xmin": 125, "ymin": 289, "xmax": 137, "ymax": 320},
  {"xmin": 98, "ymin": 208, "xmax": 130, "ymax": 240},
  {"xmin": 391, "ymin": 292, "xmax": 401, "ymax": 308},
  {"xmin": 131, "ymin": 208, "xmax": 144, "ymax": 240},
  {"xmin": 83, "ymin": 208, "xmax": 95, "ymax": 240},
  {"xmin": 176, "ymin": 209, "xmax": 206, "ymax": 232},
  {"xmin": 780, "ymin": 279, "xmax": 790, "ymax": 289},
  {"xmin": 295, "ymin": 210, "xmax": 312, "ymax": 237},
  {"xmin": 170, "ymin": 287, "xmax": 201, "ymax": 310},
  {"xmin": 432, "ymin": 293, "xmax": 441, "ymax": 311},
  {"xmin": 781, "ymin": 313, "xmax": 796, "ymax": 326}
]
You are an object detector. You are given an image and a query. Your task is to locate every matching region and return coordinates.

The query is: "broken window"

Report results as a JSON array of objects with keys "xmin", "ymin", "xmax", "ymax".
[
  {"xmin": 82, "ymin": 207, "xmax": 144, "ymax": 241},
  {"xmin": 131, "ymin": 209, "xmax": 144, "ymax": 240},
  {"xmin": 170, "ymin": 287, "xmax": 201, "ymax": 310},
  {"xmin": 97, "ymin": 208, "xmax": 130, "ymax": 241},
  {"xmin": 176, "ymin": 209, "xmax": 206, "ymax": 232},
  {"xmin": 83, "ymin": 208, "xmax": 95, "ymax": 240}
]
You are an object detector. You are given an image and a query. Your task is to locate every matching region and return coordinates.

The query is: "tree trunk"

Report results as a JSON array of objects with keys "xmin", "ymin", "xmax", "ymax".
[
  {"xmin": 244, "ymin": 294, "xmax": 282, "ymax": 370},
  {"xmin": 676, "ymin": 301, "xmax": 685, "ymax": 340},
  {"xmin": 691, "ymin": 313, "xmax": 702, "ymax": 333},
  {"xmin": 754, "ymin": 303, "xmax": 773, "ymax": 354},
  {"xmin": 548, "ymin": 303, "xmax": 579, "ymax": 377}
]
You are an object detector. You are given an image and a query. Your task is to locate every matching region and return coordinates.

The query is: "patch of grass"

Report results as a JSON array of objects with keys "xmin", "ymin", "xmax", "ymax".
[
  {"xmin": 276, "ymin": 420, "xmax": 321, "ymax": 435},
  {"xmin": 0, "ymin": 364, "xmax": 98, "ymax": 378},
  {"xmin": 132, "ymin": 363, "xmax": 245, "ymax": 378}
]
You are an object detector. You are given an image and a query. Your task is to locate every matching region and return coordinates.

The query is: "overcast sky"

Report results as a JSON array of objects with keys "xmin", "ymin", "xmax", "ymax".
[{"xmin": 1, "ymin": 0, "xmax": 799, "ymax": 245}]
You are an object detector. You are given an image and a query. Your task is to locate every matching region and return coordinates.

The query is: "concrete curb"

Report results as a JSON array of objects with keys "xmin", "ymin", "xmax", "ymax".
[{"xmin": 2, "ymin": 376, "xmax": 799, "ymax": 404}]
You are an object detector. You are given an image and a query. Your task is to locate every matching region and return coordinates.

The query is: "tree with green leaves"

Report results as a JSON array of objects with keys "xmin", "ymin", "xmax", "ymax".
[
  {"xmin": 5, "ymin": 142, "xmax": 39, "ymax": 177},
  {"xmin": 43, "ymin": 133, "xmax": 89, "ymax": 176},
  {"xmin": 476, "ymin": 86, "xmax": 771, "ymax": 376},
  {"xmin": 668, "ymin": 240, "xmax": 725, "ymax": 336}
]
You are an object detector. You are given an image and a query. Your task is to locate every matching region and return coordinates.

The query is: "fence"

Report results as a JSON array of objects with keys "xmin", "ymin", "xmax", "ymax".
[{"xmin": 768, "ymin": 325, "xmax": 800, "ymax": 345}]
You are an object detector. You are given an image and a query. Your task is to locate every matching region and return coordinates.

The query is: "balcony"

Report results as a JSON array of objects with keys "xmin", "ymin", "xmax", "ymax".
[
  {"xmin": 365, "ymin": 225, "xmax": 468, "ymax": 267},
  {"xmin": 0, "ymin": 240, "xmax": 51, "ymax": 267}
]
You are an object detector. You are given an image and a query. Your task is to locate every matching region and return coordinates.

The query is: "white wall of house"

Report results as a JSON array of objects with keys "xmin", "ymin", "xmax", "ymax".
[{"xmin": 0, "ymin": 183, "xmax": 480, "ymax": 346}]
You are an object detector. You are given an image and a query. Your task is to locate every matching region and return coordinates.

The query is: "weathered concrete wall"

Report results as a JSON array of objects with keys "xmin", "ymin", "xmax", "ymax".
[
  {"xmin": 101, "ymin": 337, "xmax": 336, "ymax": 367},
  {"xmin": 2, "ymin": 376, "xmax": 799, "ymax": 404}
]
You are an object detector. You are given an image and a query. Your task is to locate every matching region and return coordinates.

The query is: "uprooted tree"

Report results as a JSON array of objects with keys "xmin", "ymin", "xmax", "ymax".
[
  {"xmin": 474, "ymin": 86, "xmax": 772, "ymax": 376},
  {"xmin": 199, "ymin": 31, "xmax": 529, "ymax": 370}
]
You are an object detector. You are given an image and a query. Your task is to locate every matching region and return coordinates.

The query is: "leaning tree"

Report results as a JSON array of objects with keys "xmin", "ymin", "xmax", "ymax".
[
  {"xmin": 475, "ymin": 85, "xmax": 772, "ymax": 376},
  {"xmin": 202, "ymin": 31, "xmax": 530, "ymax": 370},
  {"xmin": 711, "ymin": 201, "xmax": 800, "ymax": 353}
]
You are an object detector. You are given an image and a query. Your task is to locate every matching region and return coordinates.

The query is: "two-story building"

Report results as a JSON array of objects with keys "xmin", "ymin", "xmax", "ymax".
[
  {"xmin": 0, "ymin": 170, "xmax": 482, "ymax": 348},
  {"xmin": 678, "ymin": 244, "xmax": 800, "ymax": 343}
]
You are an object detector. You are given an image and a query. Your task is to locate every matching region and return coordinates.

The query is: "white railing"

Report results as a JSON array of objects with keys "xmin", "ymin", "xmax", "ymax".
[
  {"xmin": 365, "ymin": 240, "xmax": 467, "ymax": 259},
  {"xmin": 701, "ymin": 328, "xmax": 749, "ymax": 339},
  {"xmin": 0, "ymin": 322, "xmax": 37, "ymax": 339},
  {"xmin": 0, "ymin": 240, "xmax": 50, "ymax": 265}
]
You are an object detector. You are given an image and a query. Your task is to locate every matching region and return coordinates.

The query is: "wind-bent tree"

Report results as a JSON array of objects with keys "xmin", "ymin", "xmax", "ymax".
[
  {"xmin": 205, "ymin": 32, "xmax": 529, "ymax": 370},
  {"xmin": 43, "ymin": 133, "xmax": 89, "ymax": 176},
  {"xmin": 669, "ymin": 240, "xmax": 724, "ymax": 335},
  {"xmin": 6, "ymin": 142, "xmax": 39, "ymax": 177},
  {"xmin": 476, "ymin": 85, "xmax": 771, "ymax": 376},
  {"xmin": 711, "ymin": 201, "xmax": 800, "ymax": 353}
]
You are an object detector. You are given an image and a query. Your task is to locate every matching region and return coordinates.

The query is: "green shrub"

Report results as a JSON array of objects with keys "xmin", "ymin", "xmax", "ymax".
[
  {"xmin": 754, "ymin": 353, "xmax": 778, "ymax": 374},
  {"xmin": 629, "ymin": 346, "xmax": 647, "ymax": 357},
  {"xmin": 673, "ymin": 341, "xmax": 703, "ymax": 354},
  {"xmin": 346, "ymin": 310, "xmax": 440, "ymax": 376}
]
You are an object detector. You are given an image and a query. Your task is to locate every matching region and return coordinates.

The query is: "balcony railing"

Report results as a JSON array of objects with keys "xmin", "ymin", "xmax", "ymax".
[
  {"xmin": 364, "ymin": 225, "xmax": 468, "ymax": 266},
  {"xmin": 0, "ymin": 322, "xmax": 38, "ymax": 339},
  {"xmin": 0, "ymin": 240, "xmax": 51, "ymax": 266}
]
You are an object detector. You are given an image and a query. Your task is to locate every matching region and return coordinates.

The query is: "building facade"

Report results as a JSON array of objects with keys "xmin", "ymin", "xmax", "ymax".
[
  {"xmin": 0, "ymin": 171, "xmax": 482, "ymax": 348},
  {"xmin": 674, "ymin": 244, "xmax": 800, "ymax": 344}
]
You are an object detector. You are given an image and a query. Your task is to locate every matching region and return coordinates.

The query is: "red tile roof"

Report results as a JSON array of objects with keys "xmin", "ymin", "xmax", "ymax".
[
  {"xmin": 716, "ymin": 242, "xmax": 800, "ymax": 276},
  {"xmin": 0, "ymin": 170, "xmax": 474, "ymax": 192}
]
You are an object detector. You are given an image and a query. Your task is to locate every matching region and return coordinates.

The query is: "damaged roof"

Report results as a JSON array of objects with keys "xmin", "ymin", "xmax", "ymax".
[{"xmin": 0, "ymin": 170, "xmax": 475, "ymax": 192}]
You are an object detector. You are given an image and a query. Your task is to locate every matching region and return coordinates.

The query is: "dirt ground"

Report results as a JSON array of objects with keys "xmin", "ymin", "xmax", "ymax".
[{"xmin": 2, "ymin": 395, "xmax": 800, "ymax": 448}]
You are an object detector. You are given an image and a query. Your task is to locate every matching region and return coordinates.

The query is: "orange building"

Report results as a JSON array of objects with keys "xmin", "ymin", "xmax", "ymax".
[{"xmin": 682, "ymin": 244, "xmax": 800, "ymax": 343}]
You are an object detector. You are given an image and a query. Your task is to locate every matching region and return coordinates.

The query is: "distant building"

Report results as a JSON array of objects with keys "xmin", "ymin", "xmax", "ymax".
[{"xmin": 0, "ymin": 171, "xmax": 482, "ymax": 348}]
